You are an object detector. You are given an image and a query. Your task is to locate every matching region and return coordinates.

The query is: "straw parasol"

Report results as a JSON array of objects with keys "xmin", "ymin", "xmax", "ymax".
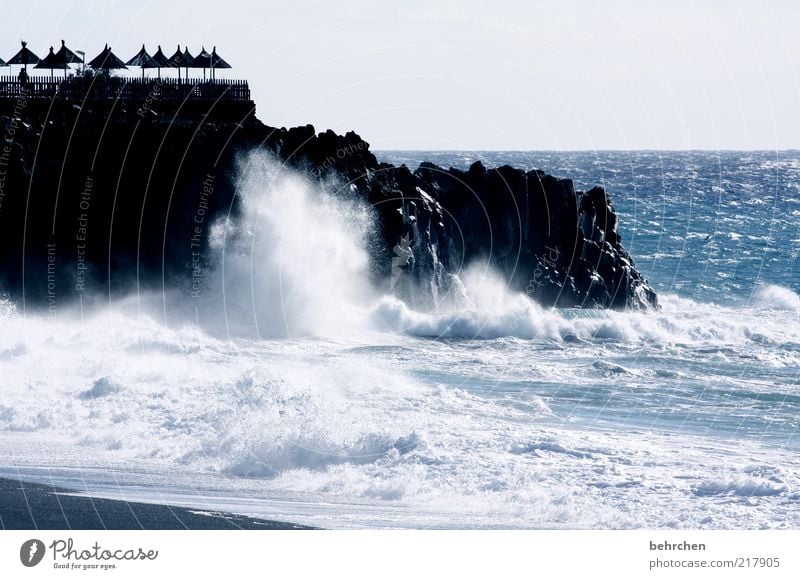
[
  {"xmin": 151, "ymin": 45, "xmax": 169, "ymax": 79},
  {"xmin": 126, "ymin": 44, "xmax": 158, "ymax": 79},
  {"xmin": 209, "ymin": 46, "xmax": 231, "ymax": 80},
  {"xmin": 34, "ymin": 46, "xmax": 68, "ymax": 78},
  {"xmin": 7, "ymin": 41, "xmax": 41, "ymax": 71},
  {"xmin": 55, "ymin": 40, "xmax": 82, "ymax": 67},
  {"xmin": 193, "ymin": 47, "xmax": 212, "ymax": 80},
  {"xmin": 167, "ymin": 45, "xmax": 188, "ymax": 81},
  {"xmin": 182, "ymin": 46, "xmax": 196, "ymax": 80},
  {"xmin": 88, "ymin": 44, "xmax": 128, "ymax": 72},
  {"xmin": 36, "ymin": 40, "xmax": 82, "ymax": 78}
]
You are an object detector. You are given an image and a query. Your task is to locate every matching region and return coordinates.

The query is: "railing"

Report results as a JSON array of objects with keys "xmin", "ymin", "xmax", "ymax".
[{"xmin": 0, "ymin": 76, "xmax": 250, "ymax": 102}]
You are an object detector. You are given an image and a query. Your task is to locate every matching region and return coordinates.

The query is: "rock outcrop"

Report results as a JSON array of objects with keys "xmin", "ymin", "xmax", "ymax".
[{"xmin": 0, "ymin": 97, "xmax": 657, "ymax": 311}]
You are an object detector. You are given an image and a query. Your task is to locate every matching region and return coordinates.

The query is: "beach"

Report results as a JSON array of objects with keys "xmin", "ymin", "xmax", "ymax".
[{"xmin": 0, "ymin": 477, "xmax": 313, "ymax": 530}]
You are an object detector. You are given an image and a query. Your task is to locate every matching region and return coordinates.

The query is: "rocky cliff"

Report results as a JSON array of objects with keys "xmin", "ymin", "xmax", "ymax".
[{"xmin": 0, "ymin": 96, "xmax": 657, "ymax": 311}]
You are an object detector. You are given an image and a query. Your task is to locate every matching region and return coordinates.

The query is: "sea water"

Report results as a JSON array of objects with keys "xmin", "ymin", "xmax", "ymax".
[{"xmin": 0, "ymin": 150, "xmax": 798, "ymax": 529}]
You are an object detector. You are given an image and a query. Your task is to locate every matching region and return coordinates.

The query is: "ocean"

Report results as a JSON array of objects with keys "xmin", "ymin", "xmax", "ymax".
[{"xmin": 1, "ymin": 150, "xmax": 798, "ymax": 529}]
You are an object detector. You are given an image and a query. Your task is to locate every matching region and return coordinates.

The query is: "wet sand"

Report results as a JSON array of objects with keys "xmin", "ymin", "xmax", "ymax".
[{"xmin": 0, "ymin": 477, "xmax": 314, "ymax": 530}]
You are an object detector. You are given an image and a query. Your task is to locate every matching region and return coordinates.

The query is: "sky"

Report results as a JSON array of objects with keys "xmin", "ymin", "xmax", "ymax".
[{"xmin": 1, "ymin": 0, "xmax": 799, "ymax": 150}]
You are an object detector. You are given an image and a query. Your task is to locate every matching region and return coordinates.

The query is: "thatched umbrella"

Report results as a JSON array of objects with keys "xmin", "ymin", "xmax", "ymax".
[
  {"xmin": 34, "ymin": 46, "xmax": 68, "ymax": 79},
  {"xmin": 55, "ymin": 40, "xmax": 82, "ymax": 68},
  {"xmin": 193, "ymin": 47, "xmax": 212, "ymax": 81},
  {"xmin": 126, "ymin": 45, "xmax": 158, "ymax": 79},
  {"xmin": 209, "ymin": 46, "xmax": 231, "ymax": 80},
  {"xmin": 36, "ymin": 40, "xmax": 82, "ymax": 78},
  {"xmin": 182, "ymin": 46, "xmax": 196, "ymax": 80},
  {"xmin": 167, "ymin": 45, "xmax": 188, "ymax": 82},
  {"xmin": 7, "ymin": 41, "xmax": 41, "ymax": 72},
  {"xmin": 151, "ymin": 45, "xmax": 169, "ymax": 79},
  {"xmin": 88, "ymin": 44, "xmax": 128, "ymax": 73}
]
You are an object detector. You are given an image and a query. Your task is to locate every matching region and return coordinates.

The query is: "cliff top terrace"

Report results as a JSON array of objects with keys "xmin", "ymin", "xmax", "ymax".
[
  {"xmin": 0, "ymin": 41, "xmax": 250, "ymax": 106},
  {"xmin": 0, "ymin": 75, "xmax": 251, "ymax": 102}
]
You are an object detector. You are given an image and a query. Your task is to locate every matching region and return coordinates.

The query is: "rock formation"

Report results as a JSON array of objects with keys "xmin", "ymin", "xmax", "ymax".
[{"xmin": 0, "ymin": 96, "xmax": 657, "ymax": 311}]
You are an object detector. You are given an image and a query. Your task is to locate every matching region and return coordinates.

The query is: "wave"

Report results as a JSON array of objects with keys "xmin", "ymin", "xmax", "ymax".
[
  {"xmin": 754, "ymin": 284, "xmax": 800, "ymax": 312},
  {"xmin": 4, "ymin": 154, "xmax": 798, "ymax": 351},
  {"xmin": 0, "ymin": 158, "xmax": 797, "ymax": 484},
  {"xmin": 369, "ymin": 270, "xmax": 800, "ymax": 347},
  {"xmin": 182, "ymin": 153, "xmax": 376, "ymax": 340},
  {"xmin": 1, "ymin": 277, "xmax": 798, "ymax": 528}
]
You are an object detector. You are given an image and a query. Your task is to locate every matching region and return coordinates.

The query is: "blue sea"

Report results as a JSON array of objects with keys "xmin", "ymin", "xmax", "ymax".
[{"xmin": 1, "ymin": 151, "xmax": 798, "ymax": 529}]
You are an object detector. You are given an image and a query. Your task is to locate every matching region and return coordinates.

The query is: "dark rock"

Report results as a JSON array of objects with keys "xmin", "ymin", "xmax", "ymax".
[{"xmin": 0, "ymin": 98, "xmax": 657, "ymax": 311}]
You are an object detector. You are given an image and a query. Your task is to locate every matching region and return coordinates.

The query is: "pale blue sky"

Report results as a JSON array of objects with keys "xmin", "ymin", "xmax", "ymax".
[{"xmin": 2, "ymin": 0, "xmax": 799, "ymax": 150}]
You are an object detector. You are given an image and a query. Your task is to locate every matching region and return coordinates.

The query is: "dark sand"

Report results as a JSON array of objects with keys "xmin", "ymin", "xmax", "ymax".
[{"xmin": 0, "ymin": 477, "xmax": 314, "ymax": 530}]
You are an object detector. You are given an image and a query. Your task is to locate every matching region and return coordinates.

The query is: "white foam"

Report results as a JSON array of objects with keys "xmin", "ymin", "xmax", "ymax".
[
  {"xmin": 1, "ymin": 293, "xmax": 799, "ymax": 529},
  {"xmin": 1, "ymin": 158, "xmax": 799, "ymax": 529},
  {"xmin": 693, "ymin": 478, "xmax": 788, "ymax": 497},
  {"xmin": 187, "ymin": 152, "xmax": 375, "ymax": 340},
  {"xmin": 369, "ymin": 270, "xmax": 800, "ymax": 348},
  {"xmin": 754, "ymin": 284, "xmax": 800, "ymax": 312}
]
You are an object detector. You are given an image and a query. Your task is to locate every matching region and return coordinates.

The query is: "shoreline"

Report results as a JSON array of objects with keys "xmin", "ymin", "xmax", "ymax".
[{"xmin": 0, "ymin": 477, "xmax": 315, "ymax": 530}]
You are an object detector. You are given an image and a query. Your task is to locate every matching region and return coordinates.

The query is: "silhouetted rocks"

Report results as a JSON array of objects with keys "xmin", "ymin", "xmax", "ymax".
[{"xmin": 0, "ymin": 97, "xmax": 657, "ymax": 311}]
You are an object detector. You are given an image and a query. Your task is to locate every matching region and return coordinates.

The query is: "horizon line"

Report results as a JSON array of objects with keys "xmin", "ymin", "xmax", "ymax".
[{"xmin": 372, "ymin": 148, "xmax": 800, "ymax": 153}]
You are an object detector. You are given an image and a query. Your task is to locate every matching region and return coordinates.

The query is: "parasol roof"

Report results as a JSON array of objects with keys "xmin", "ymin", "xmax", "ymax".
[
  {"xmin": 55, "ymin": 39, "xmax": 82, "ymax": 65},
  {"xmin": 167, "ymin": 45, "xmax": 190, "ymax": 68},
  {"xmin": 126, "ymin": 44, "xmax": 159, "ymax": 68},
  {"xmin": 182, "ymin": 46, "xmax": 197, "ymax": 67},
  {"xmin": 88, "ymin": 44, "xmax": 128, "ymax": 69},
  {"xmin": 210, "ymin": 46, "xmax": 231, "ymax": 69},
  {"xmin": 7, "ymin": 41, "xmax": 41, "ymax": 66},
  {"xmin": 152, "ymin": 45, "xmax": 169, "ymax": 67},
  {"xmin": 193, "ymin": 47, "xmax": 212, "ymax": 68},
  {"xmin": 34, "ymin": 46, "xmax": 68, "ymax": 71}
]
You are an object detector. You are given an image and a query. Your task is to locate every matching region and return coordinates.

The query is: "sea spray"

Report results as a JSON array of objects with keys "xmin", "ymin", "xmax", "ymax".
[
  {"xmin": 2, "ymin": 150, "xmax": 800, "ymax": 529},
  {"xmin": 188, "ymin": 153, "xmax": 376, "ymax": 339},
  {"xmin": 753, "ymin": 284, "xmax": 800, "ymax": 312}
]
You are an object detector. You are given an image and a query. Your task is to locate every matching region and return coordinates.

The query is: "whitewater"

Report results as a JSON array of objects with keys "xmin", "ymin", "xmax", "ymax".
[{"xmin": 1, "ymin": 151, "xmax": 798, "ymax": 529}]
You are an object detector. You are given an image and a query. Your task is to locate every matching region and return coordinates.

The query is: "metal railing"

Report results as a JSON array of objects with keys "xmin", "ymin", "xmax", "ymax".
[{"xmin": 0, "ymin": 75, "xmax": 250, "ymax": 102}]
